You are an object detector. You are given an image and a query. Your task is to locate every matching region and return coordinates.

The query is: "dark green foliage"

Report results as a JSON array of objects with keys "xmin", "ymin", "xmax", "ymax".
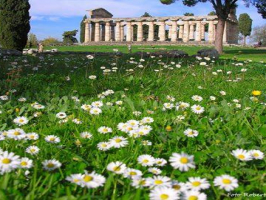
[
  {"xmin": 63, "ymin": 30, "xmax": 78, "ymax": 44},
  {"xmin": 184, "ymin": 12, "xmax": 194, "ymax": 16},
  {"xmin": 208, "ymin": 11, "xmax": 216, "ymax": 15},
  {"xmin": 256, "ymin": 1, "xmax": 266, "ymax": 18},
  {"xmin": 80, "ymin": 15, "xmax": 87, "ymax": 43},
  {"xmin": 0, "ymin": 0, "xmax": 31, "ymax": 51},
  {"xmin": 239, "ymin": 13, "xmax": 253, "ymax": 37}
]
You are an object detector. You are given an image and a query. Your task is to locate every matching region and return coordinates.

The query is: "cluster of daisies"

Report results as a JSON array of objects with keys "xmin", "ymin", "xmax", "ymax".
[
  {"xmin": 105, "ymin": 152, "xmax": 239, "ymax": 200},
  {"xmin": 232, "ymin": 149, "xmax": 264, "ymax": 161},
  {"xmin": 0, "ymin": 149, "xmax": 61, "ymax": 174}
]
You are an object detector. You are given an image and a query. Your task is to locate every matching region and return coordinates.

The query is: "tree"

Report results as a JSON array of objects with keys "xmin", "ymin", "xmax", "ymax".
[
  {"xmin": 27, "ymin": 33, "xmax": 38, "ymax": 48},
  {"xmin": 251, "ymin": 25, "xmax": 266, "ymax": 46},
  {"xmin": 159, "ymin": 0, "xmax": 265, "ymax": 54},
  {"xmin": 0, "ymin": 0, "xmax": 31, "ymax": 51},
  {"xmin": 184, "ymin": 13, "xmax": 194, "ymax": 16},
  {"xmin": 208, "ymin": 11, "xmax": 216, "ymax": 16},
  {"xmin": 63, "ymin": 30, "xmax": 78, "ymax": 44},
  {"xmin": 80, "ymin": 15, "xmax": 87, "ymax": 43},
  {"xmin": 256, "ymin": 1, "xmax": 266, "ymax": 18},
  {"xmin": 238, "ymin": 13, "xmax": 252, "ymax": 45},
  {"xmin": 42, "ymin": 37, "xmax": 61, "ymax": 46}
]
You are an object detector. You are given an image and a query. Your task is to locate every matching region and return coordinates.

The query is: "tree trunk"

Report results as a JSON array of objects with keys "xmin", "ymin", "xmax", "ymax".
[
  {"xmin": 215, "ymin": 18, "xmax": 226, "ymax": 54},
  {"xmin": 243, "ymin": 36, "xmax": 246, "ymax": 46}
]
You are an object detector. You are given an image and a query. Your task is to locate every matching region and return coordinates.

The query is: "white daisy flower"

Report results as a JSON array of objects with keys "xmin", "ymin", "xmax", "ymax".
[
  {"xmin": 91, "ymin": 101, "xmax": 103, "ymax": 108},
  {"xmin": 45, "ymin": 135, "xmax": 60, "ymax": 143},
  {"xmin": 66, "ymin": 173, "xmax": 84, "ymax": 185},
  {"xmin": 154, "ymin": 158, "xmax": 167, "ymax": 167},
  {"xmin": 169, "ymin": 152, "xmax": 195, "ymax": 171},
  {"xmin": 0, "ymin": 151, "xmax": 20, "ymax": 174},
  {"xmin": 13, "ymin": 116, "xmax": 29, "ymax": 126},
  {"xmin": 184, "ymin": 128, "xmax": 199, "ymax": 137},
  {"xmin": 147, "ymin": 176, "xmax": 172, "ymax": 188},
  {"xmin": 131, "ymin": 177, "xmax": 149, "ymax": 188},
  {"xmin": 107, "ymin": 161, "xmax": 127, "ymax": 174},
  {"xmin": 90, "ymin": 107, "xmax": 102, "ymax": 115},
  {"xmin": 148, "ymin": 167, "xmax": 162, "ymax": 175},
  {"xmin": 213, "ymin": 174, "xmax": 238, "ymax": 191},
  {"xmin": 80, "ymin": 171, "xmax": 106, "ymax": 188},
  {"xmin": 98, "ymin": 126, "xmax": 112, "ymax": 134},
  {"xmin": 81, "ymin": 104, "xmax": 92, "ymax": 111},
  {"xmin": 249, "ymin": 150, "xmax": 264, "ymax": 160},
  {"xmin": 42, "ymin": 159, "xmax": 62, "ymax": 171},
  {"xmin": 231, "ymin": 149, "xmax": 252, "ymax": 161},
  {"xmin": 109, "ymin": 136, "xmax": 128, "ymax": 148},
  {"xmin": 191, "ymin": 105, "xmax": 205, "ymax": 114},
  {"xmin": 149, "ymin": 186, "xmax": 179, "ymax": 200},
  {"xmin": 137, "ymin": 155, "xmax": 155, "ymax": 166},
  {"xmin": 97, "ymin": 142, "xmax": 113, "ymax": 151},
  {"xmin": 192, "ymin": 95, "xmax": 203, "ymax": 102},
  {"xmin": 56, "ymin": 112, "xmax": 67, "ymax": 119},
  {"xmin": 183, "ymin": 190, "xmax": 207, "ymax": 200},
  {"xmin": 186, "ymin": 177, "xmax": 210, "ymax": 191},
  {"xmin": 123, "ymin": 168, "xmax": 143, "ymax": 179},
  {"xmin": 141, "ymin": 117, "xmax": 154, "ymax": 124},
  {"xmin": 80, "ymin": 132, "xmax": 93, "ymax": 139},
  {"xmin": 19, "ymin": 157, "xmax": 33, "ymax": 169},
  {"xmin": 26, "ymin": 146, "xmax": 40, "ymax": 155},
  {"xmin": 7, "ymin": 128, "xmax": 26, "ymax": 140},
  {"xmin": 26, "ymin": 132, "xmax": 39, "ymax": 140}
]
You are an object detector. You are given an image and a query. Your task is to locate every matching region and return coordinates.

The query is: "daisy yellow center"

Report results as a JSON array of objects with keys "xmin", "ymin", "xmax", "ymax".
[
  {"xmin": 180, "ymin": 157, "xmax": 188, "ymax": 164},
  {"xmin": 19, "ymin": 119, "xmax": 24, "ymax": 122},
  {"xmin": 113, "ymin": 166, "xmax": 121, "ymax": 171},
  {"xmin": 192, "ymin": 181, "xmax": 201, "ymax": 187},
  {"xmin": 188, "ymin": 196, "xmax": 198, "ymax": 200},
  {"xmin": 101, "ymin": 144, "xmax": 107, "ymax": 147},
  {"xmin": 196, "ymin": 107, "xmax": 201, "ymax": 110},
  {"xmin": 83, "ymin": 175, "xmax": 93, "ymax": 182},
  {"xmin": 49, "ymin": 137, "xmax": 55, "ymax": 141},
  {"xmin": 2, "ymin": 158, "xmax": 11, "ymax": 164},
  {"xmin": 160, "ymin": 194, "xmax": 169, "ymax": 200},
  {"xmin": 14, "ymin": 131, "xmax": 21, "ymax": 135},
  {"xmin": 237, "ymin": 154, "xmax": 245, "ymax": 159},
  {"xmin": 142, "ymin": 159, "xmax": 149, "ymax": 163},
  {"xmin": 47, "ymin": 163, "xmax": 55, "ymax": 168},
  {"xmin": 140, "ymin": 180, "xmax": 146, "ymax": 185},
  {"xmin": 21, "ymin": 161, "xmax": 28, "ymax": 166},
  {"xmin": 115, "ymin": 138, "xmax": 122, "ymax": 143},
  {"xmin": 73, "ymin": 179, "xmax": 80, "ymax": 183},
  {"xmin": 253, "ymin": 153, "xmax": 259, "ymax": 157},
  {"xmin": 173, "ymin": 185, "xmax": 181, "ymax": 190},
  {"xmin": 154, "ymin": 180, "xmax": 163, "ymax": 185},
  {"xmin": 103, "ymin": 128, "xmax": 108, "ymax": 132},
  {"xmin": 129, "ymin": 171, "xmax": 137, "ymax": 176},
  {"xmin": 188, "ymin": 131, "xmax": 194, "ymax": 135},
  {"xmin": 30, "ymin": 149, "xmax": 36, "ymax": 152},
  {"xmin": 222, "ymin": 179, "xmax": 232, "ymax": 184}
]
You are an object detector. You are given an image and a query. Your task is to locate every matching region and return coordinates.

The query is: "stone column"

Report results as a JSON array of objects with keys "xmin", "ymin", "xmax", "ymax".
[
  {"xmin": 126, "ymin": 22, "xmax": 132, "ymax": 42},
  {"xmin": 208, "ymin": 21, "xmax": 214, "ymax": 44},
  {"xmin": 137, "ymin": 22, "xmax": 143, "ymax": 42},
  {"xmin": 159, "ymin": 21, "xmax": 166, "ymax": 41},
  {"xmin": 120, "ymin": 25, "xmax": 124, "ymax": 41},
  {"xmin": 111, "ymin": 25, "xmax": 115, "ymax": 41},
  {"xmin": 195, "ymin": 21, "xmax": 201, "ymax": 42},
  {"xmin": 95, "ymin": 22, "xmax": 100, "ymax": 42},
  {"xmin": 200, "ymin": 23, "xmax": 205, "ymax": 41},
  {"xmin": 178, "ymin": 25, "xmax": 184, "ymax": 41},
  {"xmin": 105, "ymin": 22, "xmax": 111, "ymax": 42},
  {"xmin": 189, "ymin": 23, "xmax": 194, "ymax": 41},
  {"xmin": 213, "ymin": 23, "xmax": 217, "ymax": 41},
  {"xmin": 101, "ymin": 24, "xmax": 105, "ymax": 41},
  {"xmin": 115, "ymin": 21, "xmax": 121, "ymax": 41},
  {"xmin": 171, "ymin": 21, "xmax": 177, "ymax": 42},
  {"xmin": 148, "ymin": 22, "xmax": 154, "ymax": 41},
  {"xmin": 91, "ymin": 23, "xmax": 95, "ymax": 41},
  {"xmin": 84, "ymin": 22, "xmax": 90, "ymax": 43},
  {"xmin": 183, "ymin": 21, "xmax": 189, "ymax": 42},
  {"xmin": 223, "ymin": 22, "xmax": 227, "ymax": 43}
]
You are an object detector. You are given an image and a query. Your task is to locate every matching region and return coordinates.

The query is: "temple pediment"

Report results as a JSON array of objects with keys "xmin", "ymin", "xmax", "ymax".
[{"xmin": 88, "ymin": 8, "xmax": 113, "ymax": 19}]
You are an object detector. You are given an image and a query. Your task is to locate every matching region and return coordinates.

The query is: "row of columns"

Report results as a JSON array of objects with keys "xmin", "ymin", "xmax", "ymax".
[{"xmin": 85, "ymin": 20, "xmax": 217, "ymax": 43}]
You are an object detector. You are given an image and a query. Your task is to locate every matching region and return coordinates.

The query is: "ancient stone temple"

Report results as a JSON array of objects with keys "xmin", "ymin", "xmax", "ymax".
[{"xmin": 84, "ymin": 8, "xmax": 238, "ymax": 44}]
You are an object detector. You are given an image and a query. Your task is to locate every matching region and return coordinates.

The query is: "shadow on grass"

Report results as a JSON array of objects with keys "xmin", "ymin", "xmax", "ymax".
[{"xmin": 224, "ymin": 49, "xmax": 266, "ymax": 55}]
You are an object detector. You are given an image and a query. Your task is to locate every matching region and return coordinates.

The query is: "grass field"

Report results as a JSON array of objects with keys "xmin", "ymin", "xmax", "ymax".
[
  {"xmin": 45, "ymin": 45, "xmax": 266, "ymax": 62},
  {"xmin": 0, "ymin": 52, "xmax": 266, "ymax": 199}
]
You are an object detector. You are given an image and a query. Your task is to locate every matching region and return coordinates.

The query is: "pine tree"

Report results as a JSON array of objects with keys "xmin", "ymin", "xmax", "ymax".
[
  {"xmin": 0, "ymin": 0, "xmax": 31, "ymax": 51},
  {"xmin": 80, "ymin": 15, "xmax": 87, "ymax": 43},
  {"xmin": 238, "ymin": 13, "xmax": 253, "ymax": 46}
]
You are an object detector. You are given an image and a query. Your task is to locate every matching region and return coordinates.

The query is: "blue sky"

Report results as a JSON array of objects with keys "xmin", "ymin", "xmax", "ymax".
[{"xmin": 29, "ymin": 0, "xmax": 265, "ymax": 41}]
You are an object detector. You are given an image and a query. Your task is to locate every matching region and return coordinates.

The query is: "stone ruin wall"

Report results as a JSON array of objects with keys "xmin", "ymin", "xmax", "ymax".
[{"xmin": 83, "ymin": 8, "xmax": 239, "ymax": 45}]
